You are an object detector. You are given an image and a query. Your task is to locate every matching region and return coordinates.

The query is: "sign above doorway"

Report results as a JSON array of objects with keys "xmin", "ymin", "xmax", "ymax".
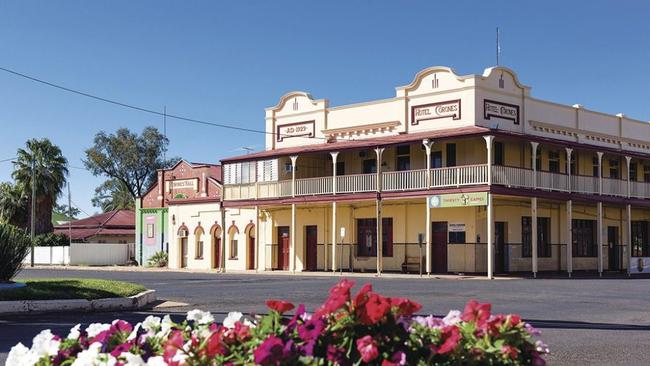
[{"xmin": 428, "ymin": 192, "xmax": 488, "ymax": 208}]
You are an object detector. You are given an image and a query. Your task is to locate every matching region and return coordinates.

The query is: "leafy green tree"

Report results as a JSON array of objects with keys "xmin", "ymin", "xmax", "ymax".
[
  {"xmin": 53, "ymin": 202, "xmax": 80, "ymax": 218},
  {"xmin": 12, "ymin": 139, "xmax": 68, "ymax": 234},
  {"xmin": 0, "ymin": 182, "xmax": 28, "ymax": 227},
  {"xmin": 84, "ymin": 127, "xmax": 174, "ymax": 206},
  {"xmin": 91, "ymin": 178, "xmax": 136, "ymax": 212}
]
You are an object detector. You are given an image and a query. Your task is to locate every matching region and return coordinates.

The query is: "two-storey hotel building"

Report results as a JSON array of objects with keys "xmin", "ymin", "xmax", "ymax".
[{"xmin": 157, "ymin": 66, "xmax": 650, "ymax": 278}]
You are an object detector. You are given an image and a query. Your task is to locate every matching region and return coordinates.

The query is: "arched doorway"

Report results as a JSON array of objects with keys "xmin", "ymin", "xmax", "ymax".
[
  {"xmin": 210, "ymin": 223, "xmax": 222, "ymax": 269},
  {"xmin": 245, "ymin": 222, "xmax": 255, "ymax": 270},
  {"xmin": 177, "ymin": 224, "xmax": 189, "ymax": 268}
]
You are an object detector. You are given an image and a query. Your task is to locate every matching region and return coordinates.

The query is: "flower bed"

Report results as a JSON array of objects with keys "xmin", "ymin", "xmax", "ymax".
[{"xmin": 8, "ymin": 279, "xmax": 548, "ymax": 365}]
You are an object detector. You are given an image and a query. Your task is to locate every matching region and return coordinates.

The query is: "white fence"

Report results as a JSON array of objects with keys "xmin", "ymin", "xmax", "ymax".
[
  {"xmin": 23, "ymin": 243, "xmax": 133, "ymax": 266},
  {"xmin": 23, "ymin": 246, "xmax": 70, "ymax": 265}
]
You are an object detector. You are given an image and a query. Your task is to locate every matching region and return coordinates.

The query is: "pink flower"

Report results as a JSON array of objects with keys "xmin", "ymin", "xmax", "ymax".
[
  {"xmin": 314, "ymin": 279, "xmax": 355, "ymax": 318},
  {"xmin": 501, "ymin": 344, "xmax": 519, "ymax": 359},
  {"xmin": 461, "ymin": 300, "xmax": 491, "ymax": 327},
  {"xmin": 356, "ymin": 335, "xmax": 379, "ymax": 363}
]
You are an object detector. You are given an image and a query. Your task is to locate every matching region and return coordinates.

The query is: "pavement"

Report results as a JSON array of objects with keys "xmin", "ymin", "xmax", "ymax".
[{"xmin": 1, "ymin": 268, "xmax": 649, "ymax": 365}]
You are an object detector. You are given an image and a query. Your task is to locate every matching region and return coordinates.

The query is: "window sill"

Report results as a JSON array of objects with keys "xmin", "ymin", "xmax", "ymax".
[
  {"xmin": 195, "ymin": 257, "xmax": 204, "ymax": 260},
  {"xmin": 229, "ymin": 257, "xmax": 238, "ymax": 260}
]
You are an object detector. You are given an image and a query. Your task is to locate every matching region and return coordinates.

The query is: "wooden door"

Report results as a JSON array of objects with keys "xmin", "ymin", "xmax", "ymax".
[
  {"xmin": 306, "ymin": 226, "xmax": 318, "ymax": 271},
  {"xmin": 277, "ymin": 226, "xmax": 290, "ymax": 270},
  {"xmin": 214, "ymin": 237, "xmax": 221, "ymax": 269},
  {"xmin": 431, "ymin": 222, "xmax": 447, "ymax": 273},
  {"xmin": 248, "ymin": 235, "xmax": 256, "ymax": 270},
  {"xmin": 180, "ymin": 238, "xmax": 188, "ymax": 268},
  {"xmin": 607, "ymin": 226, "xmax": 619, "ymax": 271},
  {"xmin": 494, "ymin": 222, "xmax": 507, "ymax": 273}
]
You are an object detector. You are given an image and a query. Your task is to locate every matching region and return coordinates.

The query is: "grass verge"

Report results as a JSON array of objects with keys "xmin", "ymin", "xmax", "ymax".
[{"xmin": 0, "ymin": 278, "xmax": 147, "ymax": 301}]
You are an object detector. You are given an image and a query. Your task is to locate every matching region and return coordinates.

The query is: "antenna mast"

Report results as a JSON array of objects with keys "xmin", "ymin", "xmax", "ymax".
[
  {"xmin": 163, "ymin": 105, "xmax": 167, "ymax": 162},
  {"xmin": 496, "ymin": 27, "xmax": 501, "ymax": 66}
]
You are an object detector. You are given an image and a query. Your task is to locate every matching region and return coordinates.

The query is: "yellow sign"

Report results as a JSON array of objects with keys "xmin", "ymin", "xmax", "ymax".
[{"xmin": 428, "ymin": 192, "xmax": 488, "ymax": 208}]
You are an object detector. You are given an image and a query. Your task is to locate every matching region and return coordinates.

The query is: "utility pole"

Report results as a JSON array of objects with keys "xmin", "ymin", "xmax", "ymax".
[
  {"xmin": 30, "ymin": 157, "xmax": 36, "ymax": 267},
  {"xmin": 67, "ymin": 182, "xmax": 72, "ymax": 264}
]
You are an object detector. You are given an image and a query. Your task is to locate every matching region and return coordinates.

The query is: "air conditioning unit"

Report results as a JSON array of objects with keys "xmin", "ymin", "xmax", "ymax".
[
  {"xmin": 359, "ymin": 151, "xmax": 368, "ymax": 158},
  {"xmin": 284, "ymin": 163, "xmax": 293, "ymax": 174},
  {"xmin": 179, "ymin": 229, "xmax": 188, "ymax": 238}
]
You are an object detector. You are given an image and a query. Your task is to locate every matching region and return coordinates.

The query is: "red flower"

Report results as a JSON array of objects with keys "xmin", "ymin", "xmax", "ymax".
[
  {"xmin": 364, "ymin": 293, "xmax": 391, "ymax": 324},
  {"xmin": 508, "ymin": 314, "xmax": 522, "ymax": 327},
  {"xmin": 356, "ymin": 335, "xmax": 379, "ymax": 363},
  {"xmin": 204, "ymin": 329, "xmax": 227, "ymax": 358},
  {"xmin": 390, "ymin": 297, "xmax": 422, "ymax": 316},
  {"xmin": 461, "ymin": 300, "xmax": 491, "ymax": 326},
  {"xmin": 314, "ymin": 279, "xmax": 355, "ymax": 318},
  {"xmin": 266, "ymin": 300, "xmax": 295, "ymax": 314},
  {"xmin": 431, "ymin": 326, "xmax": 461, "ymax": 355},
  {"xmin": 353, "ymin": 283, "xmax": 373, "ymax": 308}
]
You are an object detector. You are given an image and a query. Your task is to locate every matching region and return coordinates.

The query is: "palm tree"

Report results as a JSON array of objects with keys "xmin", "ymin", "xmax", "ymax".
[
  {"xmin": 0, "ymin": 182, "xmax": 27, "ymax": 227},
  {"xmin": 12, "ymin": 138, "xmax": 68, "ymax": 234}
]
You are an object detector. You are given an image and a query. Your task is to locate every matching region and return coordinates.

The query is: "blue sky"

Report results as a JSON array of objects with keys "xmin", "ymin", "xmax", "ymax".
[{"xmin": 0, "ymin": 0, "xmax": 648, "ymax": 216}]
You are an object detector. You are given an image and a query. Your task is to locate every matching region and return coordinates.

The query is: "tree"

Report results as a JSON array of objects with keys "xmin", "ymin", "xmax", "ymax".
[
  {"xmin": 0, "ymin": 182, "xmax": 27, "ymax": 228},
  {"xmin": 91, "ymin": 178, "xmax": 136, "ymax": 212},
  {"xmin": 12, "ymin": 138, "xmax": 68, "ymax": 234},
  {"xmin": 53, "ymin": 202, "xmax": 80, "ymax": 218},
  {"xmin": 84, "ymin": 127, "xmax": 173, "ymax": 202},
  {"xmin": 0, "ymin": 223, "xmax": 32, "ymax": 282}
]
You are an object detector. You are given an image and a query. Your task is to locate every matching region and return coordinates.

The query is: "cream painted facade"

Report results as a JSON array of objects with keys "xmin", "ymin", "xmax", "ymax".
[{"xmin": 215, "ymin": 65, "xmax": 650, "ymax": 278}]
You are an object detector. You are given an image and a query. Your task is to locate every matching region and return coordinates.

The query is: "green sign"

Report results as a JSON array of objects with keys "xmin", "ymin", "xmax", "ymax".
[{"xmin": 428, "ymin": 192, "xmax": 488, "ymax": 208}]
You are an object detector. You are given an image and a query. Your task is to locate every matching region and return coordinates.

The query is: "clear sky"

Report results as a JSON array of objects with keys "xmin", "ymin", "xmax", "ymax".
[{"xmin": 0, "ymin": 0, "xmax": 648, "ymax": 217}]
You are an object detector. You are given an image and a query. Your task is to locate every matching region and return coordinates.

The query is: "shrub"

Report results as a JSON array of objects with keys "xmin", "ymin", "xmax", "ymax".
[
  {"xmin": 32, "ymin": 232, "xmax": 69, "ymax": 247},
  {"xmin": 0, "ymin": 223, "xmax": 32, "ymax": 282},
  {"xmin": 147, "ymin": 250, "xmax": 168, "ymax": 267},
  {"xmin": 7, "ymin": 279, "xmax": 548, "ymax": 365}
]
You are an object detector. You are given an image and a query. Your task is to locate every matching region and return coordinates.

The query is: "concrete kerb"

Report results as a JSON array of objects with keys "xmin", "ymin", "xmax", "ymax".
[{"xmin": 0, "ymin": 289, "xmax": 156, "ymax": 315}]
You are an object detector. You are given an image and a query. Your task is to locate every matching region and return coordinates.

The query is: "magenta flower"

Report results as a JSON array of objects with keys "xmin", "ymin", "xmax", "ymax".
[
  {"xmin": 356, "ymin": 335, "xmax": 379, "ymax": 363},
  {"xmin": 253, "ymin": 336, "xmax": 288, "ymax": 366},
  {"xmin": 298, "ymin": 318, "xmax": 325, "ymax": 342}
]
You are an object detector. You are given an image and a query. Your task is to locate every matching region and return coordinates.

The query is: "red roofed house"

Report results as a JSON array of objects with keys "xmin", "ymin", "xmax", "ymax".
[{"xmin": 54, "ymin": 209, "xmax": 135, "ymax": 244}]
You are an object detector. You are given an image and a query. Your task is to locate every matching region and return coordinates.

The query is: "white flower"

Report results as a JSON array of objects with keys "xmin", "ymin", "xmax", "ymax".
[
  {"xmin": 127, "ymin": 323, "xmax": 141, "ymax": 341},
  {"xmin": 442, "ymin": 310, "xmax": 461, "ymax": 326},
  {"xmin": 67, "ymin": 324, "xmax": 82, "ymax": 340},
  {"xmin": 222, "ymin": 311, "xmax": 243, "ymax": 329},
  {"xmin": 155, "ymin": 315, "xmax": 174, "ymax": 338},
  {"xmin": 120, "ymin": 352, "xmax": 146, "ymax": 366},
  {"xmin": 31, "ymin": 329, "xmax": 61, "ymax": 357},
  {"xmin": 72, "ymin": 342, "xmax": 102, "ymax": 366},
  {"xmin": 146, "ymin": 356, "xmax": 167, "ymax": 366},
  {"xmin": 6, "ymin": 342, "xmax": 39, "ymax": 366},
  {"xmin": 186, "ymin": 309, "xmax": 214, "ymax": 325},
  {"xmin": 86, "ymin": 323, "xmax": 111, "ymax": 338},
  {"xmin": 142, "ymin": 316, "xmax": 161, "ymax": 332},
  {"xmin": 535, "ymin": 340, "xmax": 550, "ymax": 354},
  {"xmin": 171, "ymin": 349, "xmax": 187, "ymax": 363}
]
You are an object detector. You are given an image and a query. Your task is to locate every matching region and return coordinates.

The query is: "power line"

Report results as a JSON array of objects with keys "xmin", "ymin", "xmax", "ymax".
[
  {"xmin": 0, "ymin": 157, "xmax": 17, "ymax": 163},
  {"xmin": 0, "ymin": 66, "xmax": 313, "ymax": 140},
  {"xmin": 0, "ymin": 65, "xmax": 413, "ymax": 147}
]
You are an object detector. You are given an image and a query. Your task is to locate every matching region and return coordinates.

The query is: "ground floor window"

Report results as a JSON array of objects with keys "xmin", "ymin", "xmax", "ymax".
[
  {"xmin": 356, "ymin": 218, "xmax": 393, "ymax": 257},
  {"xmin": 631, "ymin": 221, "xmax": 649, "ymax": 257},
  {"xmin": 521, "ymin": 217, "xmax": 551, "ymax": 257},
  {"xmin": 572, "ymin": 219, "xmax": 596, "ymax": 257}
]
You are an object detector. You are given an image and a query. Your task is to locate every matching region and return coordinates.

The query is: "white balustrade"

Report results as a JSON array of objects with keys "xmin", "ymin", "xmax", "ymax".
[
  {"xmin": 457, "ymin": 164, "xmax": 489, "ymax": 186},
  {"xmin": 602, "ymin": 177, "xmax": 626, "ymax": 197},
  {"xmin": 295, "ymin": 176, "xmax": 333, "ymax": 196},
  {"xmin": 336, "ymin": 173, "xmax": 376, "ymax": 193},
  {"xmin": 536, "ymin": 170, "xmax": 569, "ymax": 192},
  {"xmin": 382, "ymin": 169, "xmax": 427, "ymax": 191},
  {"xmin": 571, "ymin": 175, "xmax": 599, "ymax": 195},
  {"xmin": 630, "ymin": 181, "xmax": 650, "ymax": 199},
  {"xmin": 491, "ymin": 165, "xmax": 534, "ymax": 188}
]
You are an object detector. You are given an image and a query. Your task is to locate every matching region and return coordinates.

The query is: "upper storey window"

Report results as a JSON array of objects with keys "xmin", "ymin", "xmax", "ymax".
[
  {"xmin": 609, "ymin": 159, "xmax": 620, "ymax": 179},
  {"xmin": 548, "ymin": 151, "xmax": 560, "ymax": 173},
  {"xmin": 224, "ymin": 161, "xmax": 256, "ymax": 184}
]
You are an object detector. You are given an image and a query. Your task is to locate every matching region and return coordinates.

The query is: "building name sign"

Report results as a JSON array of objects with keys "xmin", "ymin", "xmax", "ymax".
[
  {"xmin": 276, "ymin": 120, "xmax": 316, "ymax": 142},
  {"xmin": 428, "ymin": 192, "xmax": 488, "ymax": 208},
  {"xmin": 411, "ymin": 99, "xmax": 461, "ymax": 125},
  {"xmin": 484, "ymin": 99, "xmax": 520, "ymax": 125},
  {"xmin": 630, "ymin": 257, "xmax": 650, "ymax": 274},
  {"xmin": 166, "ymin": 179, "xmax": 198, "ymax": 192}
]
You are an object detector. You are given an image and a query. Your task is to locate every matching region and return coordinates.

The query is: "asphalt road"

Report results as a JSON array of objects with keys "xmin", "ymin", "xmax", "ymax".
[{"xmin": 1, "ymin": 268, "xmax": 649, "ymax": 365}]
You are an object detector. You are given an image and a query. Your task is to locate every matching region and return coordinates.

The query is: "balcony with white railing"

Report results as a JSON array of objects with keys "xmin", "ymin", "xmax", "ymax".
[{"xmin": 224, "ymin": 163, "xmax": 648, "ymax": 202}]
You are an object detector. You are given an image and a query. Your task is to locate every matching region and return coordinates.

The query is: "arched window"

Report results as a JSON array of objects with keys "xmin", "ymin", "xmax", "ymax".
[
  {"xmin": 228, "ymin": 224, "xmax": 239, "ymax": 259},
  {"xmin": 194, "ymin": 226, "xmax": 205, "ymax": 260}
]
